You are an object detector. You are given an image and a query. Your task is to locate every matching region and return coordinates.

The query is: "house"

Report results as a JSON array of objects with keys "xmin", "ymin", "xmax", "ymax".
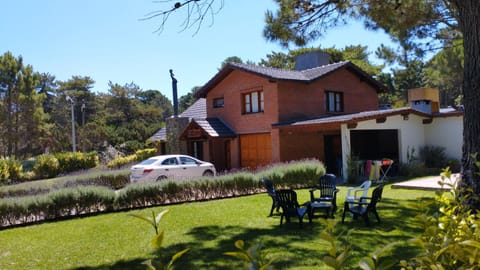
[
  {"xmin": 178, "ymin": 51, "xmax": 387, "ymax": 173},
  {"xmin": 148, "ymin": 97, "xmax": 208, "ymax": 155},
  {"xmin": 151, "ymin": 52, "xmax": 463, "ymax": 180}
]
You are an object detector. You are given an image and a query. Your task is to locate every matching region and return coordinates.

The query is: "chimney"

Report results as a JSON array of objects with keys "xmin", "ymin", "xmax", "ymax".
[
  {"xmin": 294, "ymin": 51, "xmax": 330, "ymax": 70},
  {"xmin": 170, "ymin": 69, "xmax": 179, "ymax": 117},
  {"xmin": 408, "ymin": 87, "xmax": 440, "ymax": 114}
]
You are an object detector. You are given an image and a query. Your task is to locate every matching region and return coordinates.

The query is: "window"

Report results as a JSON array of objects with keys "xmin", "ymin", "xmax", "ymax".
[
  {"xmin": 243, "ymin": 90, "xmax": 264, "ymax": 114},
  {"xmin": 325, "ymin": 91, "xmax": 344, "ymax": 112},
  {"xmin": 180, "ymin": 156, "xmax": 198, "ymax": 165},
  {"xmin": 162, "ymin": 158, "xmax": 178, "ymax": 165},
  {"xmin": 213, "ymin": 98, "xmax": 224, "ymax": 108}
]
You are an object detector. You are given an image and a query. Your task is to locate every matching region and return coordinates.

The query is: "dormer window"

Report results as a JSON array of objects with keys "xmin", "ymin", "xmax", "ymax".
[
  {"xmin": 243, "ymin": 90, "xmax": 264, "ymax": 114},
  {"xmin": 325, "ymin": 91, "xmax": 343, "ymax": 113}
]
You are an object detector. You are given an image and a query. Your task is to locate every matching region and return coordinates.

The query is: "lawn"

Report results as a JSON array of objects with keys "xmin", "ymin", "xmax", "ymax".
[{"xmin": 0, "ymin": 185, "xmax": 436, "ymax": 270}]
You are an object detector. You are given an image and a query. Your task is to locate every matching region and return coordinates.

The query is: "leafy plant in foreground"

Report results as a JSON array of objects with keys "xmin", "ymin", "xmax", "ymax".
[
  {"xmin": 224, "ymin": 240, "xmax": 274, "ymax": 270},
  {"xmin": 400, "ymin": 168, "xmax": 480, "ymax": 269},
  {"xmin": 319, "ymin": 219, "xmax": 351, "ymax": 270},
  {"xmin": 130, "ymin": 209, "xmax": 189, "ymax": 270}
]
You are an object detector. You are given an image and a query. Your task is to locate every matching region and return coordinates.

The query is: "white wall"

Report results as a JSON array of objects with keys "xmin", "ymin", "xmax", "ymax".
[
  {"xmin": 341, "ymin": 113, "xmax": 462, "ymax": 179},
  {"xmin": 425, "ymin": 116, "xmax": 463, "ymax": 160}
]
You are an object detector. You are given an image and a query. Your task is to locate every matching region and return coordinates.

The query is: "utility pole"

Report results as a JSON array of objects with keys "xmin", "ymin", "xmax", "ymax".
[
  {"xmin": 81, "ymin": 99, "xmax": 86, "ymax": 153},
  {"xmin": 66, "ymin": 95, "xmax": 76, "ymax": 153}
]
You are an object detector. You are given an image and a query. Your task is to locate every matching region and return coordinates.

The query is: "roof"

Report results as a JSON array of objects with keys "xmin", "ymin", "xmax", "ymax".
[
  {"xmin": 179, "ymin": 98, "xmax": 206, "ymax": 119},
  {"xmin": 179, "ymin": 118, "xmax": 236, "ymax": 140},
  {"xmin": 196, "ymin": 61, "xmax": 387, "ymax": 98},
  {"xmin": 273, "ymin": 107, "xmax": 464, "ymax": 128},
  {"xmin": 148, "ymin": 98, "xmax": 207, "ymax": 142},
  {"xmin": 193, "ymin": 118, "xmax": 236, "ymax": 138},
  {"xmin": 148, "ymin": 126, "xmax": 167, "ymax": 142}
]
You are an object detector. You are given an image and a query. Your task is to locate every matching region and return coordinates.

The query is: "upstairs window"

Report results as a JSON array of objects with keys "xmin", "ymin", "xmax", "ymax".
[
  {"xmin": 243, "ymin": 90, "xmax": 264, "ymax": 114},
  {"xmin": 213, "ymin": 98, "xmax": 224, "ymax": 108},
  {"xmin": 325, "ymin": 91, "xmax": 344, "ymax": 113}
]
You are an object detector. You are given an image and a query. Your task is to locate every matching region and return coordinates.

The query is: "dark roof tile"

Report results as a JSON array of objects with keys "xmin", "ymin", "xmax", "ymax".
[
  {"xmin": 193, "ymin": 118, "xmax": 236, "ymax": 138},
  {"xmin": 197, "ymin": 61, "xmax": 387, "ymax": 98}
]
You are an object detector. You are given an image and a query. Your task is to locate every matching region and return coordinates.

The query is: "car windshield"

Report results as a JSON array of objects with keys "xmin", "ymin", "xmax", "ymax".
[{"xmin": 139, "ymin": 158, "xmax": 159, "ymax": 165}]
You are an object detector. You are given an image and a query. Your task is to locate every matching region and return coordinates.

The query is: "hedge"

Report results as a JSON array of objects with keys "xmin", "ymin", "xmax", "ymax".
[
  {"xmin": 0, "ymin": 159, "xmax": 325, "ymax": 228},
  {"xmin": 0, "ymin": 171, "xmax": 130, "ymax": 199}
]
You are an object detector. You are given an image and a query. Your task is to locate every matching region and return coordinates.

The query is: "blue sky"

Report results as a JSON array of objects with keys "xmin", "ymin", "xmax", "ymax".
[{"xmin": 1, "ymin": 0, "xmax": 395, "ymax": 100}]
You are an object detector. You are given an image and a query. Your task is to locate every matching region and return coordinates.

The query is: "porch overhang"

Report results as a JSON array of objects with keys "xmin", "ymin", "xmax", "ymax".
[{"xmin": 179, "ymin": 118, "xmax": 237, "ymax": 140}]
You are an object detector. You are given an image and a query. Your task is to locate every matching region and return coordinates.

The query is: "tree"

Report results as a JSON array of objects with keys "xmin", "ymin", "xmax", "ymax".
[
  {"xmin": 179, "ymin": 86, "xmax": 200, "ymax": 113},
  {"xmin": 259, "ymin": 45, "xmax": 383, "ymax": 75},
  {"xmin": 47, "ymin": 76, "xmax": 96, "ymax": 153},
  {"xmin": 138, "ymin": 89, "xmax": 173, "ymax": 120},
  {"xmin": 0, "ymin": 52, "xmax": 48, "ymax": 158},
  {"xmin": 423, "ymin": 40, "xmax": 463, "ymax": 107},
  {"xmin": 149, "ymin": 0, "xmax": 480, "ymax": 210},
  {"xmin": 219, "ymin": 56, "xmax": 243, "ymax": 70},
  {"xmin": 102, "ymin": 82, "xmax": 167, "ymax": 153}
]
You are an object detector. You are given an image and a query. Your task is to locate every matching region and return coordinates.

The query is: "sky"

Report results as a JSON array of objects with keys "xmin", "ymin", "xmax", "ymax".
[{"xmin": 1, "ymin": 0, "xmax": 396, "ymax": 101}]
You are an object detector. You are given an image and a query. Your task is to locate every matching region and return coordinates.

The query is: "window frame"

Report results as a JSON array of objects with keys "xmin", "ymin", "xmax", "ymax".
[
  {"xmin": 213, "ymin": 97, "xmax": 224, "ymax": 108},
  {"xmin": 325, "ymin": 90, "xmax": 344, "ymax": 113},
  {"xmin": 242, "ymin": 90, "xmax": 264, "ymax": 114}
]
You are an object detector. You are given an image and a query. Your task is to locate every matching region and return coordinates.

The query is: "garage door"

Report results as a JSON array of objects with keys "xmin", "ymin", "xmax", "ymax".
[{"xmin": 240, "ymin": 133, "xmax": 271, "ymax": 168}]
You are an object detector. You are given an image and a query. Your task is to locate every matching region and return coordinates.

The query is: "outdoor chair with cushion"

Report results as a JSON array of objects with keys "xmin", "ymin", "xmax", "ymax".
[
  {"xmin": 261, "ymin": 178, "xmax": 279, "ymax": 216},
  {"xmin": 276, "ymin": 189, "xmax": 312, "ymax": 227},
  {"xmin": 309, "ymin": 174, "xmax": 339, "ymax": 217},
  {"xmin": 342, "ymin": 184, "xmax": 385, "ymax": 226}
]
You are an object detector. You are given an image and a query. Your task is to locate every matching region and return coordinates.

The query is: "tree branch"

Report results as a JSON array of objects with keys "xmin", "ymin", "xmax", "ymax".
[{"xmin": 142, "ymin": 0, "xmax": 224, "ymax": 35}]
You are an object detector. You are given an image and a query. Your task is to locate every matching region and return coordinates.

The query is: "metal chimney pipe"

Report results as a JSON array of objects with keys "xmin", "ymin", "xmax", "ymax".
[{"xmin": 170, "ymin": 69, "xmax": 179, "ymax": 117}]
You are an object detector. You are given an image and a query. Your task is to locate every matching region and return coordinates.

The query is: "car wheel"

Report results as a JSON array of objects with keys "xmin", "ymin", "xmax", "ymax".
[
  {"xmin": 202, "ymin": 170, "xmax": 214, "ymax": 177},
  {"xmin": 156, "ymin": 175, "xmax": 167, "ymax": 181}
]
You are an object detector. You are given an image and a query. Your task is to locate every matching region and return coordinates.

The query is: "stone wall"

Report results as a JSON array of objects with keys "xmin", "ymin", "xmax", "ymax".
[{"xmin": 166, "ymin": 117, "xmax": 189, "ymax": 154}]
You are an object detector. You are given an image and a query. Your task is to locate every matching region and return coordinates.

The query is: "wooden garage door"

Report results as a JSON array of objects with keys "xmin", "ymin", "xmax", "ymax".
[{"xmin": 240, "ymin": 133, "xmax": 271, "ymax": 168}]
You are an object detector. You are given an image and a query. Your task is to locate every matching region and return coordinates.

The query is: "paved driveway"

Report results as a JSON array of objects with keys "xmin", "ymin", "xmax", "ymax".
[{"xmin": 391, "ymin": 174, "xmax": 460, "ymax": 191}]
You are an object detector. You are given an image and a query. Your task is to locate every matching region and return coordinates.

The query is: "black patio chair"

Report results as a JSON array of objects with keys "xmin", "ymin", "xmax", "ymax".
[
  {"xmin": 309, "ymin": 174, "xmax": 339, "ymax": 217},
  {"xmin": 276, "ymin": 189, "xmax": 312, "ymax": 227},
  {"xmin": 341, "ymin": 184, "xmax": 385, "ymax": 226},
  {"xmin": 261, "ymin": 178, "xmax": 279, "ymax": 216}
]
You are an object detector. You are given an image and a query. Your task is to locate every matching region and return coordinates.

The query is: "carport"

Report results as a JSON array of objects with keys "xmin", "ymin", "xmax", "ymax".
[{"xmin": 350, "ymin": 129, "xmax": 399, "ymax": 161}]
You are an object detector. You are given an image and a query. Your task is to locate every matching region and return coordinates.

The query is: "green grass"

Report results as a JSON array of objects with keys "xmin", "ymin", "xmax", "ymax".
[{"xmin": 0, "ymin": 185, "xmax": 436, "ymax": 270}]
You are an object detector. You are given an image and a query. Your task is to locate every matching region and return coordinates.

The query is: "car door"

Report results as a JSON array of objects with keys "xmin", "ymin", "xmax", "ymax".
[
  {"xmin": 179, "ymin": 156, "xmax": 202, "ymax": 178},
  {"xmin": 159, "ymin": 157, "xmax": 181, "ymax": 178}
]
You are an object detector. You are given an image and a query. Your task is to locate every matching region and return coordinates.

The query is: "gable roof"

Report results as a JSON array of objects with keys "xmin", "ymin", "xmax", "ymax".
[
  {"xmin": 196, "ymin": 61, "xmax": 387, "ymax": 98},
  {"xmin": 179, "ymin": 118, "xmax": 236, "ymax": 140},
  {"xmin": 148, "ymin": 98, "xmax": 206, "ymax": 142},
  {"xmin": 179, "ymin": 98, "xmax": 207, "ymax": 119}
]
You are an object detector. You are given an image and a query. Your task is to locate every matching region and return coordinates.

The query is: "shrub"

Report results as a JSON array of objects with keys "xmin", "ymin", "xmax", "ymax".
[
  {"xmin": 257, "ymin": 159, "xmax": 325, "ymax": 188},
  {"xmin": 66, "ymin": 173, "xmax": 130, "ymax": 190},
  {"xmin": 106, "ymin": 155, "xmax": 137, "ymax": 168},
  {"xmin": 0, "ymin": 159, "xmax": 10, "ymax": 184},
  {"xmin": 0, "ymin": 158, "xmax": 26, "ymax": 184},
  {"xmin": 1, "ymin": 160, "xmax": 325, "ymax": 227},
  {"xmin": 400, "ymin": 169, "xmax": 480, "ymax": 269},
  {"xmin": 54, "ymin": 151, "xmax": 99, "ymax": 174},
  {"xmin": 418, "ymin": 145, "xmax": 447, "ymax": 169},
  {"xmin": 447, "ymin": 158, "xmax": 461, "ymax": 173},
  {"xmin": 33, "ymin": 154, "xmax": 60, "ymax": 179},
  {"xmin": 107, "ymin": 148, "xmax": 157, "ymax": 168},
  {"xmin": 397, "ymin": 161, "xmax": 430, "ymax": 178},
  {"xmin": 0, "ymin": 186, "xmax": 115, "ymax": 226},
  {"xmin": 134, "ymin": 148, "xmax": 158, "ymax": 161}
]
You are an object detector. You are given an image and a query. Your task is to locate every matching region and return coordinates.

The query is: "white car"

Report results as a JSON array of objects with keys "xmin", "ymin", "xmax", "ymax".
[{"xmin": 130, "ymin": 154, "xmax": 216, "ymax": 182}]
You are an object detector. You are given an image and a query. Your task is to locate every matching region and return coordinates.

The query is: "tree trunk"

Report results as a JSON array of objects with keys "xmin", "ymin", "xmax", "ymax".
[{"xmin": 451, "ymin": 0, "xmax": 480, "ymax": 210}]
